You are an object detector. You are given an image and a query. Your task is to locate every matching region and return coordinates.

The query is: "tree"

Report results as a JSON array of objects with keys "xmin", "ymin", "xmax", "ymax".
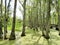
[
  {"xmin": 21, "ymin": 0, "xmax": 27, "ymax": 36},
  {"xmin": 9, "ymin": 0, "xmax": 17, "ymax": 40},
  {"xmin": 45, "ymin": 0, "xmax": 51, "ymax": 39},
  {"xmin": 58, "ymin": 0, "xmax": 60, "ymax": 35},
  {"xmin": 4, "ymin": 0, "xmax": 7, "ymax": 39},
  {"xmin": 0, "ymin": 0, "xmax": 3, "ymax": 39}
]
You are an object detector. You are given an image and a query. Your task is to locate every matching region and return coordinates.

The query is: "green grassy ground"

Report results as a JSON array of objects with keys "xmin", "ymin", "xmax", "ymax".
[{"xmin": 0, "ymin": 28, "xmax": 60, "ymax": 45}]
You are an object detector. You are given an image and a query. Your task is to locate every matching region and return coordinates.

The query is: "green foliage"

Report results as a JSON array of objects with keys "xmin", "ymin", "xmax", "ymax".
[{"xmin": 7, "ymin": 17, "xmax": 22, "ymax": 31}]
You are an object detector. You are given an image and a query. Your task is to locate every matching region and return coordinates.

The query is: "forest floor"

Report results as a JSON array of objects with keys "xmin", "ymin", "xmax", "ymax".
[{"xmin": 0, "ymin": 28, "xmax": 60, "ymax": 45}]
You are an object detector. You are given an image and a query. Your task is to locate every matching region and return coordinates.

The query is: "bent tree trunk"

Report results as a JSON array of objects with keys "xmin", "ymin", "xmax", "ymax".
[
  {"xmin": 9, "ymin": 0, "xmax": 17, "ymax": 40},
  {"xmin": 21, "ymin": 0, "xmax": 26, "ymax": 36}
]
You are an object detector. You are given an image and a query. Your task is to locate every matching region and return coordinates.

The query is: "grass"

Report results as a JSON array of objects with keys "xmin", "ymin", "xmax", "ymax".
[
  {"xmin": 7, "ymin": 20, "xmax": 22, "ymax": 31},
  {"xmin": 0, "ymin": 28, "xmax": 60, "ymax": 45},
  {"xmin": 7, "ymin": 23, "xmax": 22, "ymax": 31},
  {"xmin": 19, "ymin": 29, "xmax": 60, "ymax": 45}
]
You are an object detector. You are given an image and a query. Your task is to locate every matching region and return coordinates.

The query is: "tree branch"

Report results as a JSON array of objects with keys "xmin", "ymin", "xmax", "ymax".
[{"xmin": 19, "ymin": 0, "xmax": 23, "ymax": 7}]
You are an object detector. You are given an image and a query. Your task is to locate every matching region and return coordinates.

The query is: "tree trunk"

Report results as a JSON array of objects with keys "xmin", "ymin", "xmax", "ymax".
[
  {"xmin": 4, "ymin": 0, "xmax": 7, "ymax": 39},
  {"xmin": 0, "ymin": 0, "xmax": 3, "ymax": 39},
  {"xmin": 45, "ymin": 0, "xmax": 51, "ymax": 39},
  {"xmin": 57, "ymin": 0, "xmax": 60, "ymax": 35},
  {"xmin": 9, "ymin": 0, "xmax": 17, "ymax": 40},
  {"xmin": 21, "ymin": 0, "xmax": 26, "ymax": 36}
]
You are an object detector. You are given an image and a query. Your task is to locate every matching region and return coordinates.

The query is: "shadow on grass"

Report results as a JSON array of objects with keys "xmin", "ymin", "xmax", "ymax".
[{"xmin": 0, "ymin": 40, "xmax": 15, "ymax": 45}]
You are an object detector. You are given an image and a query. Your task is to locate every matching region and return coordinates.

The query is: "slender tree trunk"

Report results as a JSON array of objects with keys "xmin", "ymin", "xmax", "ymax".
[
  {"xmin": 45, "ymin": 0, "xmax": 51, "ymax": 39},
  {"xmin": 6, "ymin": 0, "xmax": 11, "ymax": 33},
  {"xmin": 28, "ymin": 10, "xmax": 33, "ymax": 29},
  {"xmin": 0, "ymin": 0, "xmax": 3, "ymax": 39},
  {"xmin": 21, "ymin": 0, "xmax": 26, "ymax": 36},
  {"xmin": 57, "ymin": 0, "xmax": 60, "ymax": 35},
  {"xmin": 35, "ymin": 0, "xmax": 39, "ymax": 31},
  {"xmin": 7, "ymin": 0, "xmax": 11, "ymax": 19},
  {"xmin": 4, "ymin": 0, "xmax": 7, "ymax": 39},
  {"xmin": 39, "ymin": 0, "xmax": 42, "ymax": 30},
  {"xmin": 9, "ymin": 0, "xmax": 17, "ymax": 40}
]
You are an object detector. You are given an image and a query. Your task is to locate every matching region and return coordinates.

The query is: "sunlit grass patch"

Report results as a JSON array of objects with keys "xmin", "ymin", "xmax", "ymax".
[
  {"xmin": 18, "ymin": 29, "xmax": 60, "ymax": 45},
  {"xmin": 0, "ymin": 29, "xmax": 60, "ymax": 45}
]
